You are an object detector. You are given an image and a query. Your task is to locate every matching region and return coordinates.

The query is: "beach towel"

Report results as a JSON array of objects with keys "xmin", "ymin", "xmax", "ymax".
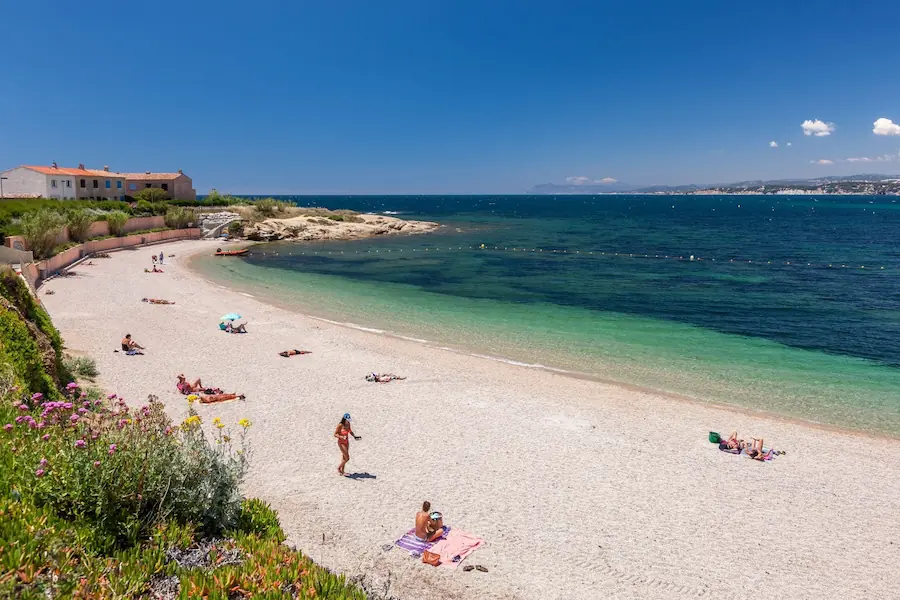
[
  {"xmin": 394, "ymin": 527, "xmax": 449, "ymax": 556},
  {"xmin": 428, "ymin": 529, "xmax": 485, "ymax": 569}
]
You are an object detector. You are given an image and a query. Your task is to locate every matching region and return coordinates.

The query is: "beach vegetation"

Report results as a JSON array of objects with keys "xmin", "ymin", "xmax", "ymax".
[
  {"xmin": 104, "ymin": 211, "xmax": 129, "ymax": 236},
  {"xmin": 254, "ymin": 198, "xmax": 279, "ymax": 217},
  {"xmin": 0, "ymin": 284, "xmax": 367, "ymax": 599},
  {"xmin": 134, "ymin": 199, "xmax": 170, "ymax": 216},
  {"xmin": 64, "ymin": 209, "xmax": 94, "ymax": 243},
  {"xmin": 164, "ymin": 206, "xmax": 196, "ymax": 229},
  {"xmin": 133, "ymin": 187, "xmax": 170, "ymax": 203},
  {"xmin": 18, "ymin": 209, "xmax": 67, "ymax": 259},
  {"xmin": 227, "ymin": 220, "xmax": 245, "ymax": 237},
  {"xmin": 62, "ymin": 355, "xmax": 98, "ymax": 380}
]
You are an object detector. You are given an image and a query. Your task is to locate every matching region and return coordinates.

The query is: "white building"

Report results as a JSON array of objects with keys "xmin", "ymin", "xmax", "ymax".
[{"xmin": 0, "ymin": 162, "xmax": 78, "ymax": 199}]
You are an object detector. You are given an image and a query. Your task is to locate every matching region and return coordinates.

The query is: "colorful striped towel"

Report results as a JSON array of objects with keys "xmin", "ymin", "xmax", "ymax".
[{"xmin": 394, "ymin": 527, "xmax": 449, "ymax": 556}]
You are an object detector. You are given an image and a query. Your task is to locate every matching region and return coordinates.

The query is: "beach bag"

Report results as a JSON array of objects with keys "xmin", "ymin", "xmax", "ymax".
[
  {"xmin": 422, "ymin": 551, "xmax": 441, "ymax": 566},
  {"xmin": 708, "ymin": 431, "xmax": 721, "ymax": 444}
]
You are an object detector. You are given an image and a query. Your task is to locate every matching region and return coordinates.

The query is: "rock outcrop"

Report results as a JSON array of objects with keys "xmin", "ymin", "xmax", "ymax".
[{"xmin": 243, "ymin": 214, "xmax": 439, "ymax": 242}]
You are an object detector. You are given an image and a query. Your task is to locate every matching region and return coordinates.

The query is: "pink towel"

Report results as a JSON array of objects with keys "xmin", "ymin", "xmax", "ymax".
[{"xmin": 428, "ymin": 528, "xmax": 485, "ymax": 569}]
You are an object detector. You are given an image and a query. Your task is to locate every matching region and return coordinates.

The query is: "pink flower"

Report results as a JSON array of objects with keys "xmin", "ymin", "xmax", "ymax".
[
  {"xmin": 41, "ymin": 434, "xmax": 50, "ymax": 441},
  {"xmin": 93, "ymin": 461, "xmax": 101, "ymax": 467},
  {"xmin": 36, "ymin": 421, "xmax": 45, "ymax": 429},
  {"xmin": 91, "ymin": 432, "xmax": 98, "ymax": 440},
  {"xmin": 3, "ymin": 424, "xmax": 11, "ymax": 432},
  {"xmin": 35, "ymin": 469, "xmax": 45, "ymax": 477},
  {"xmin": 66, "ymin": 382, "xmax": 78, "ymax": 390},
  {"xmin": 107, "ymin": 394, "xmax": 117, "ymax": 400},
  {"xmin": 164, "ymin": 426, "xmax": 172, "ymax": 436},
  {"xmin": 74, "ymin": 439, "xmax": 86, "ymax": 449},
  {"xmin": 70, "ymin": 414, "xmax": 80, "ymax": 423},
  {"xmin": 94, "ymin": 400, "xmax": 102, "ymax": 406},
  {"xmin": 39, "ymin": 458, "xmax": 48, "ymax": 466},
  {"xmin": 108, "ymin": 444, "xmax": 117, "ymax": 454},
  {"xmin": 77, "ymin": 408, "xmax": 87, "ymax": 415},
  {"xmin": 18, "ymin": 403, "xmax": 30, "ymax": 411},
  {"xmin": 80, "ymin": 391, "xmax": 87, "ymax": 398},
  {"xmin": 116, "ymin": 419, "xmax": 127, "ymax": 430},
  {"xmin": 31, "ymin": 393, "xmax": 43, "ymax": 401},
  {"xmin": 63, "ymin": 402, "xmax": 73, "ymax": 410},
  {"xmin": 83, "ymin": 401, "xmax": 91, "ymax": 408}
]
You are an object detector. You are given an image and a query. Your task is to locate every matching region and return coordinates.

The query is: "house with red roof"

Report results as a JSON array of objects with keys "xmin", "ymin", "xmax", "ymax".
[{"xmin": 0, "ymin": 163, "xmax": 127, "ymax": 200}]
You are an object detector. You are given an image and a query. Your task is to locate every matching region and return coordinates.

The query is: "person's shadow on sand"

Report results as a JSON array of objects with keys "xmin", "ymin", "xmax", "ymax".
[{"xmin": 345, "ymin": 472, "xmax": 376, "ymax": 481}]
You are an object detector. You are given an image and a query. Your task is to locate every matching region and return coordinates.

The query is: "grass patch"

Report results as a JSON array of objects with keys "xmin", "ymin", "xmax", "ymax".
[{"xmin": 62, "ymin": 355, "xmax": 98, "ymax": 380}]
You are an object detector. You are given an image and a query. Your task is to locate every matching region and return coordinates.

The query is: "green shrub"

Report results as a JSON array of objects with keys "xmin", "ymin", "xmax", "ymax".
[
  {"xmin": 63, "ymin": 355, "xmax": 98, "ymax": 380},
  {"xmin": 18, "ymin": 209, "xmax": 66, "ymax": 259},
  {"xmin": 6, "ymin": 392, "xmax": 249, "ymax": 547},
  {"xmin": 65, "ymin": 209, "xmax": 94, "ymax": 243},
  {"xmin": 0, "ymin": 268, "xmax": 63, "ymax": 358},
  {"xmin": 105, "ymin": 211, "xmax": 129, "ymax": 236},
  {"xmin": 227, "ymin": 220, "xmax": 244, "ymax": 237},
  {"xmin": 133, "ymin": 188, "xmax": 170, "ymax": 203},
  {"xmin": 236, "ymin": 498, "xmax": 285, "ymax": 542},
  {"xmin": 164, "ymin": 206, "xmax": 195, "ymax": 229},
  {"xmin": 254, "ymin": 198, "xmax": 278, "ymax": 217}
]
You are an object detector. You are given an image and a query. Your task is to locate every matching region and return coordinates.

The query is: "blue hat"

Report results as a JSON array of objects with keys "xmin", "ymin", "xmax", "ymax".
[{"xmin": 343, "ymin": 413, "xmax": 351, "ymax": 421}]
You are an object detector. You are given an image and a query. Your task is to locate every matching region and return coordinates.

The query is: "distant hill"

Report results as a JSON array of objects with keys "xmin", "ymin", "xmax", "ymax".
[{"xmin": 532, "ymin": 174, "xmax": 900, "ymax": 194}]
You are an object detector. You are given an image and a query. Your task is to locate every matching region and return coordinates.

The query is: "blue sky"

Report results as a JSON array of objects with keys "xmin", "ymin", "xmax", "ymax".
[{"xmin": 2, "ymin": 0, "xmax": 900, "ymax": 194}]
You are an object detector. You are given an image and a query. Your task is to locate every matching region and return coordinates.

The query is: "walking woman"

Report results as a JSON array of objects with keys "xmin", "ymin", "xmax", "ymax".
[{"xmin": 334, "ymin": 413, "xmax": 360, "ymax": 476}]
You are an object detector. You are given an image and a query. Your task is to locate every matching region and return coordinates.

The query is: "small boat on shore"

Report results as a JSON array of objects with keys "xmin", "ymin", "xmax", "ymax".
[{"xmin": 215, "ymin": 248, "xmax": 249, "ymax": 257}]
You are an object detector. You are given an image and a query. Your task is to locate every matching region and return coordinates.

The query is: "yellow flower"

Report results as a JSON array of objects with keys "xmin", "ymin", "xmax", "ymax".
[
  {"xmin": 186, "ymin": 394, "xmax": 198, "ymax": 405},
  {"xmin": 216, "ymin": 422, "xmax": 224, "ymax": 429},
  {"xmin": 238, "ymin": 418, "xmax": 252, "ymax": 429},
  {"xmin": 181, "ymin": 415, "xmax": 202, "ymax": 430},
  {"xmin": 213, "ymin": 417, "xmax": 221, "ymax": 426}
]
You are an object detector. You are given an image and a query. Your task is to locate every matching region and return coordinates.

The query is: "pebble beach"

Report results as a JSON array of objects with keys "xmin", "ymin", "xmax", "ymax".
[{"xmin": 40, "ymin": 239, "xmax": 900, "ymax": 600}]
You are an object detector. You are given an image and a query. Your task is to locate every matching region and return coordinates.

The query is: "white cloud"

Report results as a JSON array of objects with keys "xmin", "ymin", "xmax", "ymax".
[
  {"xmin": 566, "ymin": 176, "xmax": 617, "ymax": 185},
  {"xmin": 801, "ymin": 119, "xmax": 836, "ymax": 137},
  {"xmin": 844, "ymin": 151, "xmax": 899, "ymax": 163},
  {"xmin": 786, "ymin": 142, "xmax": 792, "ymax": 146},
  {"xmin": 873, "ymin": 118, "xmax": 900, "ymax": 136},
  {"xmin": 810, "ymin": 159, "xmax": 834, "ymax": 165},
  {"xmin": 769, "ymin": 141, "xmax": 778, "ymax": 148}
]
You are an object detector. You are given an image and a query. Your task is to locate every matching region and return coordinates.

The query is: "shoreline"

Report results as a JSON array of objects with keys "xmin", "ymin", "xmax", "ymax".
[
  {"xmin": 41, "ymin": 239, "xmax": 900, "ymax": 600},
  {"xmin": 186, "ymin": 246, "xmax": 899, "ymax": 443}
]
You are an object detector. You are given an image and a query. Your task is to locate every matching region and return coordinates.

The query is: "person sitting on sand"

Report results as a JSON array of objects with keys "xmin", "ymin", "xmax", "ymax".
[
  {"xmin": 142, "ymin": 297, "xmax": 175, "ymax": 305},
  {"xmin": 415, "ymin": 501, "xmax": 447, "ymax": 543},
  {"xmin": 365, "ymin": 372, "xmax": 406, "ymax": 383},
  {"xmin": 279, "ymin": 349, "xmax": 311, "ymax": 357},
  {"xmin": 176, "ymin": 374, "xmax": 204, "ymax": 395},
  {"xmin": 120, "ymin": 334, "xmax": 145, "ymax": 355}
]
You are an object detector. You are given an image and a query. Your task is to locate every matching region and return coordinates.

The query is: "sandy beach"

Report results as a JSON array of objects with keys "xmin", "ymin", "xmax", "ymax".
[{"xmin": 41, "ymin": 239, "xmax": 900, "ymax": 600}]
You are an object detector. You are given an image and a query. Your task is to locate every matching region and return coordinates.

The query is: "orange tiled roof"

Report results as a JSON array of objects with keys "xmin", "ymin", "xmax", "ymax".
[
  {"xmin": 24, "ymin": 165, "xmax": 125, "ymax": 178},
  {"xmin": 122, "ymin": 172, "xmax": 183, "ymax": 181}
]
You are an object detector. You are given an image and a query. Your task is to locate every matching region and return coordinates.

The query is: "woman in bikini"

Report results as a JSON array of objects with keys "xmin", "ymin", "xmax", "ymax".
[
  {"xmin": 176, "ymin": 374, "xmax": 203, "ymax": 394},
  {"xmin": 415, "ymin": 501, "xmax": 446, "ymax": 542},
  {"xmin": 334, "ymin": 413, "xmax": 360, "ymax": 476},
  {"xmin": 279, "ymin": 349, "xmax": 311, "ymax": 357}
]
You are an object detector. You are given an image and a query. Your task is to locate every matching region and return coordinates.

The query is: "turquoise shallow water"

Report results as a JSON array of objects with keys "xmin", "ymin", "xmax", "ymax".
[{"xmin": 193, "ymin": 195, "xmax": 900, "ymax": 436}]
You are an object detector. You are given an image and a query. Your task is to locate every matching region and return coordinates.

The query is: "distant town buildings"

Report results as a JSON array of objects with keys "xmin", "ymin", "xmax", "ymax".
[{"xmin": 0, "ymin": 163, "xmax": 195, "ymax": 200}]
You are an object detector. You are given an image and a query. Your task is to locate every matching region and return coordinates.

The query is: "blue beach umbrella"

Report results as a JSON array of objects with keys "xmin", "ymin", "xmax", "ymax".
[{"xmin": 221, "ymin": 313, "xmax": 242, "ymax": 321}]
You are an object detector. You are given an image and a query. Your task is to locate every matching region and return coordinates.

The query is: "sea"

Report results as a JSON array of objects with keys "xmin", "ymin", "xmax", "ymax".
[{"xmin": 192, "ymin": 195, "xmax": 900, "ymax": 436}]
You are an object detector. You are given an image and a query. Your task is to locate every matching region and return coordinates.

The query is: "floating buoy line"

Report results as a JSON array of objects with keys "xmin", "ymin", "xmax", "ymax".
[{"xmin": 242, "ymin": 245, "xmax": 894, "ymax": 272}]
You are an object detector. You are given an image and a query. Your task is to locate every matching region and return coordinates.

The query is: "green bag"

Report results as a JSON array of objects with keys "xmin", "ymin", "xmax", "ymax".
[{"xmin": 708, "ymin": 431, "xmax": 721, "ymax": 444}]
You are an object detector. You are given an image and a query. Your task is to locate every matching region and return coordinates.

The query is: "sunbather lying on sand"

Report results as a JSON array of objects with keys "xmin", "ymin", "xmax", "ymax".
[
  {"xmin": 220, "ymin": 322, "xmax": 247, "ymax": 333},
  {"xmin": 365, "ymin": 372, "xmax": 406, "ymax": 382},
  {"xmin": 199, "ymin": 392, "xmax": 245, "ymax": 404},
  {"xmin": 415, "ymin": 501, "xmax": 447, "ymax": 543},
  {"xmin": 142, "ymin": 298, "xmax": 175, "ymax": 305},
  {"xmin": 718, "ymin": 431, "xmax": 745, "ymax": 452},
  {"xmin": 279, "ymin": 349, "xmax": 312, "ymax": 357},
  {"xmin": 144, "ymin": 266, "xmax": 164, "ymax": 273}
]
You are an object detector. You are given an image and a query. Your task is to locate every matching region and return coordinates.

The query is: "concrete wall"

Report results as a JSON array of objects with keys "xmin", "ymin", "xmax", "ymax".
[
  {"xmin": 36, "ymin": 228, "xmax": 201, "ymax": 280},
  {"xmin": 46, "ymin": 174, "xmax": 76, "ymax": 199},
  {"xmin": 0, "ymin": 167, "xmax": 47, "ymax": 198},
  {"xmin": 43, "ymin": 215, "xmax": 169, "ymax": 247},
  {"xmin": 0, "ymin": 245, "xmax": 33, "ymax": 264}
]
